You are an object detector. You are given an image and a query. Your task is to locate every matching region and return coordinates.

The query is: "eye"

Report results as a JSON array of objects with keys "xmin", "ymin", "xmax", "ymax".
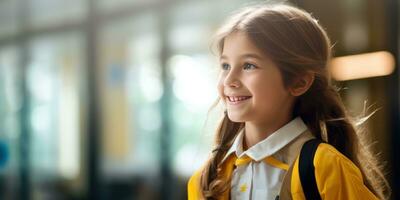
[
  {"xmin": 243, "ymin": 62, "xmax": 257, "ymax": 70},
  {"xmin": 221, "ymin": 63, "xmax": 230, "ymax": 70}
]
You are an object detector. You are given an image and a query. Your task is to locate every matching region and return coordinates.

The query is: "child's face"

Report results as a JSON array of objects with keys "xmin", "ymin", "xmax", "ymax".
[{"xmin": 218, "ymin": 32, "xmax": 295, "ymax": 124}]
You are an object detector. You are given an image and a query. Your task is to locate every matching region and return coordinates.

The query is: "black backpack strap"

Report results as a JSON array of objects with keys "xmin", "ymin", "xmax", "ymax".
[{"xmin": 299, "ymin": 138, "xmax": 322, "ymax": 200}]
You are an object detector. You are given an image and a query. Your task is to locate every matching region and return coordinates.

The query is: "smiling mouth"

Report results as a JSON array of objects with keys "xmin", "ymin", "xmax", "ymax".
[{"xmin": 226, "ymin": 96, "xmax": 252, "ymax": 104}]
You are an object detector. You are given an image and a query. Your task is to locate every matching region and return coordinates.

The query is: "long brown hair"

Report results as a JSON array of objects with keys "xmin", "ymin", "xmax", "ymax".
[{"xmin": 200, "ymin": 3, "xmax": 391, "ymax": 200}]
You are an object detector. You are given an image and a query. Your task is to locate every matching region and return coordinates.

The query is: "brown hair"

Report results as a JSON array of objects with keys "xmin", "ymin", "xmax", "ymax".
[{"xmin": 200, "ymin": 3, "xmax": 391, "ymax": 200}]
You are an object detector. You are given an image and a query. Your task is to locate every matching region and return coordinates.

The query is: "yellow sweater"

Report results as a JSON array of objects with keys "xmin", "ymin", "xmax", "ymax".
[{"xmin": 187, "ymin": 143, "xmax": 378, "ymax": 200}]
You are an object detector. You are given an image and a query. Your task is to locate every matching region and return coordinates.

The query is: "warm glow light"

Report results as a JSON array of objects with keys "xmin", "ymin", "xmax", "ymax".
[{"xmin": 329, "ymin": 51, "xmax": 395, "ymax": 81}]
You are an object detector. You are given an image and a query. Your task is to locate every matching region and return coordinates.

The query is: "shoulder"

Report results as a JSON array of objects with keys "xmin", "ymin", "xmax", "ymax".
[
  {"xmin": 188, "ymin": 169, "xmax": 202, "ymax": 188},
  {"xmin": 187, "ymin": 154, "xmax": 237, "ymax": 200},
  {"xmin": 313, "ymin": 143, "xmax": 361, "ymax": 176},
  {"xmin": 290, "ymin": 142, "xmax": 378, "ymax": 199},
  {"xmin": 312, "ymin": 143, "xmax": 378, "ymax": 199},
  {"xmin": 313, "ymin": 143, "xmax": 363, "ymax": 183},
  {"xmin": 187, "ymin": 168, "xmax": 204, "ymax": 200}
]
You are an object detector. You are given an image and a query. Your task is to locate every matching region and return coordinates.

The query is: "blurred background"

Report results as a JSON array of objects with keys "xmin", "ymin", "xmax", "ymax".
[{"xmin": 0, "ymin": 0, "xmax": 398, "ymax": 199}]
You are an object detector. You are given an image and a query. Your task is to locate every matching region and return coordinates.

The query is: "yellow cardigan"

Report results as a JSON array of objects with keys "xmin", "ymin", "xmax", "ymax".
[{"xmin": 187, "ymin": 143, "xmax": 379, "ymax": 200}]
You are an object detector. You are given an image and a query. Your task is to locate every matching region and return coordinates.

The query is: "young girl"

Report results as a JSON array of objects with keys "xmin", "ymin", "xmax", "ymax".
[{"xmin": 187, "ymin": 3, "xmax": 391, "ymax": 200}]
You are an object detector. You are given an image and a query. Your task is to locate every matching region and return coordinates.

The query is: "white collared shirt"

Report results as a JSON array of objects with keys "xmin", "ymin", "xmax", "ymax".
[{"xmin": 222, "ymin": 117, "xmax": 310, "ymax": 200}]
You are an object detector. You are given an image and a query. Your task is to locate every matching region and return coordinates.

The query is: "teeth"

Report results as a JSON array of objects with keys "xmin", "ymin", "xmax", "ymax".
[{"xmin": 227, "ymin": 96, "xmax": 250, "ymax": 102}]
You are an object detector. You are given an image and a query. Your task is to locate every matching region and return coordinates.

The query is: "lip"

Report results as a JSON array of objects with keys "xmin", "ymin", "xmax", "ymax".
[{"xmin": 225, "ymin": 95, "xmax": 252, "ymax": 105}]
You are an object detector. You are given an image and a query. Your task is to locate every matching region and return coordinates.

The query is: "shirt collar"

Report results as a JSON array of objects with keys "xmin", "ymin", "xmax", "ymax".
[
  {"xmin": 222, "ymin": 128, "xmax": 245, "ymax": 163},
  {"xmin": 221, "ymin": 116, "xmax": 308, "ymax": 163}
]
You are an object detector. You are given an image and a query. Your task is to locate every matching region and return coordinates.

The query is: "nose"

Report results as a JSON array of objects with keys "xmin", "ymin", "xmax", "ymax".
[{"xmin": 224, "ymin": 70, "xmax": 241, "ymax": 88}]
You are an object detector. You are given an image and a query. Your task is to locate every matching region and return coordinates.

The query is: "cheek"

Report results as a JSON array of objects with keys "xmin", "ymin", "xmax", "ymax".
[
  {"xmin": 251, "ymin": 76, "xmax": 288, "ymax": 104},
  {"xmin": 217, "ymin": 77, "xmax": 225, "ymax": 98},
  {"xmin": 252, "ymin": 87, "xmax": 289, "ymax": 116}
]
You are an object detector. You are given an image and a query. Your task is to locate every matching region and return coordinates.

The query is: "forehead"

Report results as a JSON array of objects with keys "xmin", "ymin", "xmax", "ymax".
[{"xmin": 221, "ymin": 31, "xmax": 264, "ymax": 59}]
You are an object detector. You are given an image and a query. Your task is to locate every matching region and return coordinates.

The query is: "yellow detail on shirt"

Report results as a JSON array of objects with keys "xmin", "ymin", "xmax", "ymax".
[
  {"xmin": 234, "ymin": 156, "xmax": 252, "ymax": 166},
  {"xmin": 264, "ymin": 156, "xmax": 289, "ymax": 171},
  {"xmin": 235, "ymin": 155, "xmax": 289, "ymax": 171},
  {"xmin": 187, "ymin": 143, "xmax": 379, "ymax": 200}
]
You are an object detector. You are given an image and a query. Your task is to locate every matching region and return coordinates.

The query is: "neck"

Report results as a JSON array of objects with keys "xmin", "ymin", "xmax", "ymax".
[{"xmin": 243, "ymin": 114, "xmax": 294, "ymax": 150}]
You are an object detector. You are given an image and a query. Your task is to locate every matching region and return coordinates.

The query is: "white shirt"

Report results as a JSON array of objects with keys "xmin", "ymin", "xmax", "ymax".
[{"xmin": 221, "ymin": 117, "xmax": 313, "ymax": 200}]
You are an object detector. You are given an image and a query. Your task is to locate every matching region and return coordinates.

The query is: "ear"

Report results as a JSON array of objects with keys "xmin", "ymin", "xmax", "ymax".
[{"xmin": 288, "ymin": 72, "xmax": 315, "ymax": 96}]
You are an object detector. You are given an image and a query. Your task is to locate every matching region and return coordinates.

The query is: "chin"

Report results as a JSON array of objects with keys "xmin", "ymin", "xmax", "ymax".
[{"xmin": 226, "ymin": 112, "xmax": 246, "ymax": 123}]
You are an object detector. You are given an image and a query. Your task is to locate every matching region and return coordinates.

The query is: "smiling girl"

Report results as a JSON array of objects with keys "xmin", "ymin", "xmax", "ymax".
[{"xmin": 187, "ymin": 3, "xmax": 390, "ymax": 200}]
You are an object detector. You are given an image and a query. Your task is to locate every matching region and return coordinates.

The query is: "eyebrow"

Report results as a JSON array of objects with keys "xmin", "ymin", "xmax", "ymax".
[{"xmin": 220, "ymin": 53, "xmax": 263, "ymax": 60}]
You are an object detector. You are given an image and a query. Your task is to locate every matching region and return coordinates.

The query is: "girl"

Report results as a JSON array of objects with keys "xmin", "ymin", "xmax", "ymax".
[{"xmin": 187, "ymin": 3, "xmax": 391, "ymax": 200}]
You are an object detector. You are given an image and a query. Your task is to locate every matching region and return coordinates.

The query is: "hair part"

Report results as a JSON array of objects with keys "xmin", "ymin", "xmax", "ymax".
[{"xmin": 201, "ymin": 3, "xmax": 391, "ymax": 199}]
